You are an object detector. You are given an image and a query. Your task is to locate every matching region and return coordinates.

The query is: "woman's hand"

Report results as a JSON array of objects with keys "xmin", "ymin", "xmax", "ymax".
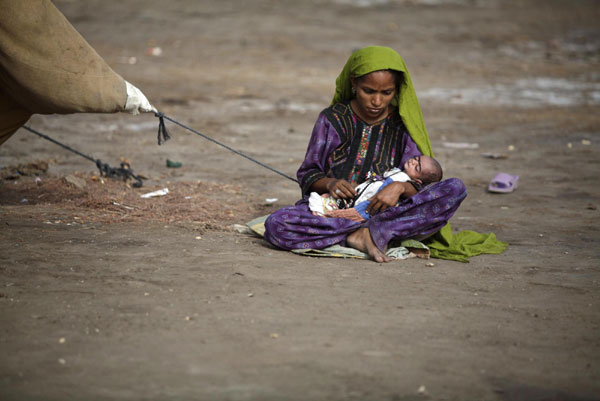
[
  {"xmin": 366, "ymin": 182, "xmax": 414, "ymax": 215},
  {"xmin": 327, "ymin": 178, "xmax": 356, "ymax": 199},
  {"xmin": 313, "ymin": 177, "xmax": 357, "ymax": 200}
]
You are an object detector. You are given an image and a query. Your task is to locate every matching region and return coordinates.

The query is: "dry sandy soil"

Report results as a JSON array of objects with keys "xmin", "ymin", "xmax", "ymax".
[{"xmin": 1, "ymin": 0, "xmax": 599, "ymax": 400}]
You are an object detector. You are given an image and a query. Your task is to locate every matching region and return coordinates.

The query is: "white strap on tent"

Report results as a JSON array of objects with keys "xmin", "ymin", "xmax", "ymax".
[{"xmin": 124, "ymin": 81, "xmax": 156, "ymax": 115}]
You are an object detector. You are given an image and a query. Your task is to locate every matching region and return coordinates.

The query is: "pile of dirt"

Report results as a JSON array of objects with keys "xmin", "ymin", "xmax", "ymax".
[
  {"xmin": 0, "ymin": 173, "xmax": 268, "ymax": 228},
  {"xmin": 0, "ymin": 160, "xmax": 50, "ymax": 179}
]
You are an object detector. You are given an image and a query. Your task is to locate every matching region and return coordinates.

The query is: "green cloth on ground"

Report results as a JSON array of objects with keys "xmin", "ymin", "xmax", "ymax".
[
  {"xmin": 332, "ymin": 46, "xmax": 507, "ymax": 262},
  {"xmin": 427, "ymin": 226, "xmax": 507, "ymax": 263}
]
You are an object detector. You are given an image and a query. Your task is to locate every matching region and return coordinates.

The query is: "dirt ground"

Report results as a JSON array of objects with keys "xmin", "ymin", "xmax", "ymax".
[{"xmin": 1, "ymin": 0, "xmax": 600, "ymax": 399}]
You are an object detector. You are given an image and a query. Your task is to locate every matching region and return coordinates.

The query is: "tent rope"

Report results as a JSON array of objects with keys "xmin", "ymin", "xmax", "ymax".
[
  {"xmin": 153, "ymin": 112, "xmax": 298, "ymax": 183},
  {"xmin": 23, "ymin": 125, "xmax": 144, "ymax": 188}
]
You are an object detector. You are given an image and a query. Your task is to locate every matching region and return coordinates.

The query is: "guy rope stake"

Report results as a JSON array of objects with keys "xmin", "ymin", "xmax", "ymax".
[
  {"xmin": 153, "ymin": 111, "xmax": 298, "ymax": 183},
  {"xmin": 23, "ymin": 125, "xmax": 144, "ymax": 187}
]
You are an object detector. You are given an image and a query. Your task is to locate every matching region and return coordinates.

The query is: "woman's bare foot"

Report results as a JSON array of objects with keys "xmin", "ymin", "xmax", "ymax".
[{"xmin": 346, "ymin": 228, "xmax": 392, "ymax": 263}]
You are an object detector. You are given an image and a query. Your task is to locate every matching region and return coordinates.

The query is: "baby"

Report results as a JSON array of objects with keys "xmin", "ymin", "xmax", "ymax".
[{"xmin": 309, "ymin": 155, "xmax": 443, "ymax": 221}]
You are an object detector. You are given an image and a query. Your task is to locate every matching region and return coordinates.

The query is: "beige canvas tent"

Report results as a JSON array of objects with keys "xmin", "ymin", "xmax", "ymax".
[{"xmin": 0, "ymin": 0, "xmax": 154, "ymax": 146}]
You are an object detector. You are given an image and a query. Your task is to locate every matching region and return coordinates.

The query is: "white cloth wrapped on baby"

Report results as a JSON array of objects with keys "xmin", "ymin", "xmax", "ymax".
[{"xmin": 309, "ymin": 168, "xmax": 412, "ymax": 219}]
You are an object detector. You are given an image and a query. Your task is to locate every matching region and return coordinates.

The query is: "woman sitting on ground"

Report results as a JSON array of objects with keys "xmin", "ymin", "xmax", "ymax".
[{"xmin": 264, "ymin": 46, "xmax": 505, "ymax": 262}]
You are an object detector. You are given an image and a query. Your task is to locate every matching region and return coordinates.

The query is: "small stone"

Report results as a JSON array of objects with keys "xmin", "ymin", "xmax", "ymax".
[
  {"xmin": 567, "ymin": 142, "xmax": 573, "ymax": 148},
  {"xmin": 270, "ymin": 333, "xmax": 280, "ymax": 339},
  {"xmin": 247, "ymin": 293, "xmax": 254, "ymax": 297},
  {"xmin": 59, "ymin": 337, "xmax": 66, "ymax": 344},
  {"xmin": 58, "ymin": 358, "xmax": 66, "ymax": 365},
  {"xmin": 425, "ymin": 262, "xmax": 435, "ymax": 267},
  {"xmin": 417, "ymin": 385, "xmax": 427, "ymax": 394},
  {"xmin": 582, "ymin": 139, "xmax": 591, "ymax": 145},
  {"xmin": 63, "ymin": 175, "xmax": 87, "ymax": 190}
]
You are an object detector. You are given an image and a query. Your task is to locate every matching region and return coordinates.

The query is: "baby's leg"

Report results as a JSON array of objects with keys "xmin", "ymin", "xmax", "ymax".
[{"xmin": 325, "ymin": 208, "xmax": 365, "ymax": 222}]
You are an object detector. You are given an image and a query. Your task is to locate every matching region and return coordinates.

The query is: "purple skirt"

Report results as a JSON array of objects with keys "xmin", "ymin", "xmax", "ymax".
[{"xmin": 264, "ymin": 178, "xmax": 466, "ymax": 252}]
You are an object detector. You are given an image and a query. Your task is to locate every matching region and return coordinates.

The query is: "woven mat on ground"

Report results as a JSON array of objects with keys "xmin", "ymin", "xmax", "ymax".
[{"xmin": 246, "ymin": 215, "xmax": 430, "ymax": 260}]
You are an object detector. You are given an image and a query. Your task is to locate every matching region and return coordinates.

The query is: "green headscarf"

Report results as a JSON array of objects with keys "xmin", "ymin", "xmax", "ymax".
[
  {"xmin": 332, "ymin": 46, "xmax": 507, "ymax": 262},
  {"xmin": 332, "ymin": 46, "xmax": 433, "ymax": 157}
]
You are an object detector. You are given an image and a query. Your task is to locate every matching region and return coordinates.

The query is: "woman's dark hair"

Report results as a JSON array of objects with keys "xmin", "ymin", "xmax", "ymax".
[{"xmin": 355, "ymin": 69, "xmax": 403, "ymax": 90}]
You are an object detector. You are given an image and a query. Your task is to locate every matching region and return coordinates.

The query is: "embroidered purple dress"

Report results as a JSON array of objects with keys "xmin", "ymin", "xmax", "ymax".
[{"xmin": 264, "ymin": 102, "xmax": 467, "ymax": 251}]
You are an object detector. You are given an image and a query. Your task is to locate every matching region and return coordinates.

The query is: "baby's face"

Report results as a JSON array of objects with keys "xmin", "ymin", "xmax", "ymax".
[{"xmin": 403, "ymin": 155, "xmax": 434, "ymax": 183}]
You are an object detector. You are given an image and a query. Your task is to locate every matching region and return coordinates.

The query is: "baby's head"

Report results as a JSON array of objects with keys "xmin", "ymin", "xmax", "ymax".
[{"xmin": 403, "ymin": 155, "xmax": 443, "ymax": 185}]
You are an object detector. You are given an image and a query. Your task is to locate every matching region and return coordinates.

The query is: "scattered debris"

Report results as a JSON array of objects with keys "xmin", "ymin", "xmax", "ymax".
[
  {"xmin": 91, "ymin": 175, "xmax": 105, "ymax": 184},
  {"xmin": 166, "ymin": 159, "xmax": 182, "ymax": 168},
  {"xmin": 231, "ymin": 224, "xmax": 252, "ymax": 234},
  {"xmin": 442, "ymin": 142, "xmax": 479, "ymax": 149},
  {"xmin": 118, "ymin": 56, "xmax": 137, "ymax": 65},
  {"xmin": 147, "ymin": 46, "xmax": 162, "ymax": 56},
  {"xmin": 1, "ymin": 160, "xmax": 49, "ymax": 180},
  {"xmin": 141, "ymin": 188, "xmax": 169, "ymax": 198},
  {"xmin": 0, "ymin": 174, "xmax": 261, "ymax": 227},
  {"xmin": 111, "ymin": 201, "xmax": 136, "ymax": 210},
  {"xmin": 481, "ymin": 153, "xmax": 508, "ymax": 159},
  {"xmin": 425, "ymin": 262, "xmax": 435, "ymax": 267}
]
